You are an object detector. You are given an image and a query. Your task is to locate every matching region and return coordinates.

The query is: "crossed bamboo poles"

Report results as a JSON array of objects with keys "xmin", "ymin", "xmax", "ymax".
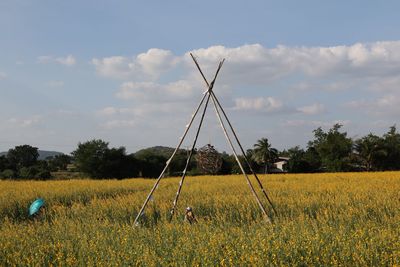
[{"xmin": 133, "ymin": 54, "xmax": 277, "ymax": 225}]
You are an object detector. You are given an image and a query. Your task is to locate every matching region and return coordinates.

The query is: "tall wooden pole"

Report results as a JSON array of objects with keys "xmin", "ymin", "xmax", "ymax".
[
  {"xmin": 135, "ymin": 54, "xmax": 276, "ymax": 226},
  {"xmin": 169, "ymin": 59, "xmax": 224, "ymax": 221},
  {"xmin": 210, "ymin": 92, "xmax": 272, "ymax": 222},
  {"xmin": 191, "ymin": 53, "xmax": 276, "ymax": 215},
  {"xmin": 210, "ymin": 91, "xmax": 277, "ymax": 215},
  {"xmin": 133, "ymin": 92, "xmax": 209, "ymax": 225}
]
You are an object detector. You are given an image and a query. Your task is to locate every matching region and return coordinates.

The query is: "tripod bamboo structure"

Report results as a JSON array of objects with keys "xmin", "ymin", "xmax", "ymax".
[{"xmin": 134, "ymin": 54, "xmax": 276, "ymax": 225}]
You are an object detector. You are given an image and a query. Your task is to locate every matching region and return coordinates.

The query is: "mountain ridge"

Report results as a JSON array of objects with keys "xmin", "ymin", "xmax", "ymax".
[{"xmin": 0, "ymin": 150, "xmax": 64, "ymax": 160}]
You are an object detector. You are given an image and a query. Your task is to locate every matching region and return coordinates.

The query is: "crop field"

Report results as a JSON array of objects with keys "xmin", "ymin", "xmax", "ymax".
[{"xmin": 1, "ymin": 172, "xmax": 399, "ymax": 266}]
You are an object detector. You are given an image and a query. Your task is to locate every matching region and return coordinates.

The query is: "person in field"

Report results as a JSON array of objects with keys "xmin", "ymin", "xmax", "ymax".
[{"xmin": 184, "ymin": 206, "xmax": 198, "ymax": 224}]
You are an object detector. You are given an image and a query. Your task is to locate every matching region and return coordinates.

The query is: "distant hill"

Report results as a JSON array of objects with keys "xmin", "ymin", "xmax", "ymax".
[
  {"xmin": 134, "ymin": 146, "xmax": 188, "ymax": 158},
  {"xmin": 0, "ymin": 150, "xmax": 64, "ymax": 160}
]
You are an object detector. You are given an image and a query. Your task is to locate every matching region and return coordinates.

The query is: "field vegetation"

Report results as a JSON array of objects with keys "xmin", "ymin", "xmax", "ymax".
[{"xmin": 1, "ymin": 172, "xmax": 399, "ymax": 266}]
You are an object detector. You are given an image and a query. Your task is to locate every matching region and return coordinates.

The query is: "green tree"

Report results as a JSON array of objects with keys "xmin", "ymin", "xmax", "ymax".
[
  {"xmin": 72, "ymin": 140, "xmax": 139, "ymax": 179},
  {"xmin": 0, "ymin": 169, "xmax": 15, "ymax": 179},
  {"xmin": 100, "ymin": 148, "xmax": 139, "ymax": 179},
  {"xmin": 245, "ymin": 149, "xmax": 260, "ymax": 172},
  {"xmin": 19, "ymin": 166, "xmax": 37, "ymax": 179},
  {"xmin": 303, "ymin": 147, "xmax": 322, "ymax": 172},
  {"xmin": 18, "ymin": 160, "xmax": 51, "ymax": 180},
  {"xmin": 72, "ymin": 139, "xmax": 109, "ymax": 178},
  {"xmin": 285, "ymin": 146, "xmax": 318, "ymax": 173},
  {"xmin": 0, "ymin": 155, "xmax": 11, "ymax": 172},
  {"xmin": 220, "ymin": 152, "xmax": 252, "ymax": 174},
  {"xmin": 231, "ymin": 155, "xmax": 250, "ymax": 174},
  {"xmin": 220, "ymin": 152, "xmax": 233, "ymax": 174},
  {"xmin": 135, "ymin": 151, "xmax": 167, "ymax": 178},
  {"xmin": 308, "ymin": 124, "xmax": 352, "ymax": 172},
  {"xmin": 354, "ymin": 133, "xmax": 387, "ymax": 171},
  {"xmin": 167, "ymin": 150, "xmax": 192, "ymax": 176},
  {"xmin": 34, "ymin": 160, "xmax": 52, "ymax": 180},
  {"xmin": 252, "ymin": 138, "xmax": 278, "ymax": 173},
  {"xmin": 382, "ymin": 125, "xmax": 400, "ymax": 170},
  {"xmin": 7, "ymin": 145, "xmax": 39, "ymax": 170},
  {"xmin": 48, "ymin": 154, "xmax": 72, "ymax": 171},
  {"xmin": 134, "ymin": 147, "xmax": 196, "ymax": 177}
]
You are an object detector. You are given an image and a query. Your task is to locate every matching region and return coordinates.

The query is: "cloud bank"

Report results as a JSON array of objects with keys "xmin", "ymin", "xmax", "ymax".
[
  {"xmin": 92, "ymin": 42, "xmax": 400, "ymax": 146},
  {"xmin": 93, "ymin": 41, "xmax": 400, "ymax": 94},
  {"xmin": 92, "ymin": 48, "xmax": 179, "ymax": 80}
]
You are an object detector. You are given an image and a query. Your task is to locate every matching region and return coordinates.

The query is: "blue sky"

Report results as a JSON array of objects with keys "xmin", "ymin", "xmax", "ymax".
[{"xmin": 1, "ymin": 1, "xmax": 400, "ymax": 153}]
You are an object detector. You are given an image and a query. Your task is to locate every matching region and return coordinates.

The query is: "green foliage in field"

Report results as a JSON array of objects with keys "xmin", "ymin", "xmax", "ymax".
[
  {"xmin": 72, "ymin": 139, "xmax": 140, "ymax": 179},
  {"xmin": 0, "ymin": 145, "xmax": 52, "ymax": 180},
  {"xmin": 0, "ymin": 173, "xmax": 399, "ymax": 266}
]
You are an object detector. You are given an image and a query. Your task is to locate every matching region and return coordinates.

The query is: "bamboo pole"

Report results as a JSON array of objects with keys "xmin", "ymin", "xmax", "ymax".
[
  {"xmin": 135, "ymin": 54, "xmax": 277, "ymax": 226},
  {"xmin": 190, "ymin": 53, "xmax": 277, "ymax": 216},
  {"xmin": 210, "ymin": 92, "xmax": 271, "ymax": 222},
  {"xmin": 169, "ymin": 59, "xmax": 224, "ymax": 221},
  {"xmin": 210, "ymin": 91, "xmax": 277, "ymax": 215},
  {"xmin": 133, "ymin": 92, "xmax": 209, "ymax": 225}
]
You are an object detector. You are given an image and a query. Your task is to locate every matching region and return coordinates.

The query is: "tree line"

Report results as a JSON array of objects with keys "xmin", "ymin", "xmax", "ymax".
[
  {"xmin": 0, "ymin": 124, "xmax": 399, "ymax": 180},
  {"xmin": 282, "ymin": 124, "xmax": 400, "ymax": 173}
]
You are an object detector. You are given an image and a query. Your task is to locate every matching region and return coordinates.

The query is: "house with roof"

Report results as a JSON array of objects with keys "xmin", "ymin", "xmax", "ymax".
[{"xmin": 273, "ymin": 157, "xmax": 290, "ymax": 172}]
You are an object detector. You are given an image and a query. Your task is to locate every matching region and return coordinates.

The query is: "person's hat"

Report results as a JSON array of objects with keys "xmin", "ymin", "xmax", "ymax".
[{"xmin": 186, "ymin": 206, "xmax": 192, "ymax": 211}]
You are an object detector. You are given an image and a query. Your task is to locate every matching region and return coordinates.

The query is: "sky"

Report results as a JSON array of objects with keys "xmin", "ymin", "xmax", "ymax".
[{"xmin": 1, "ymin": 0, "xmax": 400, "ymax": 154}]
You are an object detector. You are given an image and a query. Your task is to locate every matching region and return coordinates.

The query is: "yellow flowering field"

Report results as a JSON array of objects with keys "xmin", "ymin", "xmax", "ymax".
[{"xmin": 1, "ymin": 172, "xmax": 399, "ymax": 266}]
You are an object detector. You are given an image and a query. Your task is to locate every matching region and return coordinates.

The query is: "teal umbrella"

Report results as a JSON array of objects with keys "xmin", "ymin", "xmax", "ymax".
[{"xmin": 29, "ymin": 198, "xmax": 45, "ymax": 216}]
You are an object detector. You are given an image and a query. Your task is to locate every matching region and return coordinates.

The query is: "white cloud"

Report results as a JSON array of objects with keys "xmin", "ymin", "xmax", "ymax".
[
  {"xmin": 37, "ymin": 55, "xmax": 76, "ymax": 66},
  {"xmin": 368, "ymin": 76, "xmax": 400, "ymax": 92},
  {"xmin": 186, "ymin": 44, "xmax": 294, "ymax": 85},
  {"xmin": 98, "ymin": 107, "xmax": 118, "ymax": 116},
  {"xmin": 7, "ymin": 115, "xmax": 42, "ymax": 128},
  {"xmin": 345, "ymin": 94, "xmax": 400, "ymax": 117},
  {"xmin": 377, "ymin": 95, "xmax": 398, "ymax": 106},
  {"xmin": 233, "ymin": 97, "xmax": 284, "ymax": 112},
  {"xmin": 89, "ymin": 41, "xmax": 400, "ymax": 146},
  {"xmin": 92, "ymin": 56, "xmax": 131, "ymax": 79},
  {"xmin": 91, "ymin": 41, "xmax": 400, "ymax": 91},
  {"xmin": 37, "ymin": 56, "xmax": 53, "ymax": 64},
  {"xmin": 101, "ymin": 120, "xmax": 136, "ymax": 129},
  {"xmin": 92, "ymin": 48, "xmax": 179, "ymax": 80},
  {"xmin": 290, "ymin": 80, "xmax": 357, "ymax": 92},
  {"xmin": 185, "ymin": 41, "xmax": 400, "ymax": 87},
  {"xmin": 137, "ymin": 48, "xmax": 179, "ymax": 76},
  {"xmin": 115, "ymin": 80, "xmax": 195, "ymax": 101},
  {"xmin": 297, "ymin": 103, "xmax": 326, "ymax": 115},
  {"xmin": 97, "ymin": 79, "xmax": 199, "ymax": 131},
  {"xmin": 56, "ymin": 55, "xmax": 76, "ymax": 66}
]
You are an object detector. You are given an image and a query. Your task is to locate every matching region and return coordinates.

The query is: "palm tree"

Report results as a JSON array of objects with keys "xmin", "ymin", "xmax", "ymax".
[{"xmin": 252, "ymin": 138, "xmax": 278, "ymax": 173}]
